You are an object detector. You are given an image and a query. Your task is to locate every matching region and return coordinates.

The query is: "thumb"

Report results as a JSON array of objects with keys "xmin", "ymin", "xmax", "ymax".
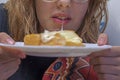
[{"xmin": 97, "ymin": 33, "xmax": 108, "ymax": 46}]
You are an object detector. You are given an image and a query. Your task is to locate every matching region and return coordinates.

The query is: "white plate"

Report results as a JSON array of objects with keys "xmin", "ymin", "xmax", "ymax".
[{"xmin": 0, "ymin": 42, "xmax": 112, "ymax": 57}]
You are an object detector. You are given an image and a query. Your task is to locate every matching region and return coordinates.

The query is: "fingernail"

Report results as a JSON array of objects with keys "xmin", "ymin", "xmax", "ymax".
[
  {"xmin": 98, "ymin": 37, "xmax": 105, "ymax": 45},
  {"xmin": 99, "ymin": 38, "xmax": 104, "ymax": 43}
]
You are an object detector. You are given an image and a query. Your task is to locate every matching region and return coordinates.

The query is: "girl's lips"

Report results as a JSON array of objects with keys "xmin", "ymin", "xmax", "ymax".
[
  {"xmin": 52, "ymin": 17, "xmax": 71, "ymax": 24},
  {"xmin": 51, "ymin": 13, "xmax": 71, "ymax": 24}
]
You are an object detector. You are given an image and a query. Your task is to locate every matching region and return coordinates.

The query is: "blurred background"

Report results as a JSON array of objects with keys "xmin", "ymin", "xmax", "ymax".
[
  {"xmin": 0, "ymin": 0, "xmax": 7, "ymax": 3},
  {"xmin": 105, "ymin": 0, "xmax": 120, "ymax": 46},
  {"xmin": 0, "ymin": 0, "xmax": 120, "ymax": 46}
]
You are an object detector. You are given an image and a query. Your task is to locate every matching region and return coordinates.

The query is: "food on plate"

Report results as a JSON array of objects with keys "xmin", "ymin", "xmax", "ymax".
[
  {"xmin": 24, "ymin": 30, "xmax": 84, "ymax": 46},
  {"xmin": 23, "ymin": 34, "xmax": 41, "ymax": 45}
]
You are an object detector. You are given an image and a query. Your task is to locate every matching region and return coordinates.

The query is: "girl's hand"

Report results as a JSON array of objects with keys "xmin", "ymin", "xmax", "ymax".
[
  {"xmin": 89, "ymin": 33, "xmax": 120, "ymax": 80},
  {"xmin": 0, "ymin": 32, "xmax": 26, "ymax": 80},
  {"xmin": 0, "ymin": 32, "xmax": 15, "ymax": 44},
  {"xmin": 89, "ymin": 47, "xmax": 120, "ymax": 80}
]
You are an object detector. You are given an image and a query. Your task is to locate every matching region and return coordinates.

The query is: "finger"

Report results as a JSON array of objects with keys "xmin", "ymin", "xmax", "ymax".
[
  {"xmin": 89, "ymin": 47, "xmax": 120, "ymax": 58},
  {"xmin": 93, "ymin": 65, "xmax": 120, "ymax": 75},
  {"xmin": 97, "ymin": 33, "xmax": 108, "ymax": 46},
  {"xmin": 0, "ymin": 59, "xmax": 20, "ymax": 80},
  {"xmin": 98, "ymin": 74, "xmax": 120, "ymax": 80},
  {"xmin": 89, "ymin": 49, "xmax": 111, "ymax": 58},
  {"xmin": 0, "ymin": 32, "xmax": 15, "ymax": 44},
  {"xmin": 0, "ymin": 57, "xmax": 21, "ymax": 65},
  {"xmin": 90, "ymin": 57, "xmax": 120, "ymax": 66},
  {"xmin": 0, "ymin": 46, "xmax": 26, "ymax": 59},
  {"xmin": 112, "ymin": 46, "xmax": 120, "ymax": 53}
]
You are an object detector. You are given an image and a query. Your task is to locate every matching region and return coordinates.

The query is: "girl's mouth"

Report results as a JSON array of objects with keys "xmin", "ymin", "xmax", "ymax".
[
  {"xmin": 52, "ymin": 13, "xmax": 71, "ymax": 24},
  {"xmin": 52, "ymin": 17, "xmax": 71, "ymax": 24}
]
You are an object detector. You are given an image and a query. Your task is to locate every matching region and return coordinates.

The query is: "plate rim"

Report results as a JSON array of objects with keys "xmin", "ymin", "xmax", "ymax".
[{"xmin": 0, "ymin": 42, "xmax": 112, "ymax": 57}]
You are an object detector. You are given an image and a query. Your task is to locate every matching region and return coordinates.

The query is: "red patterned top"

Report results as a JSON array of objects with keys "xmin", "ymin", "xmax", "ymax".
[{"xmin": 42, "ymin": 57, "xmax": 98, "ymax": 80}]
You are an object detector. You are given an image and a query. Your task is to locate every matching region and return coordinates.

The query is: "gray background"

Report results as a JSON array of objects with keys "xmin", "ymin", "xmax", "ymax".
[{"xmin": 0, "ymin": 0, "xmax": 7, "ymax": 3}]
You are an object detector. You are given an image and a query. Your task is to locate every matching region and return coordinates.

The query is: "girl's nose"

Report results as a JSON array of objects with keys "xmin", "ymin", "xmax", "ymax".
[{"xmin": 57, "ymin": 0, "xmax": 71, "ymax": 10}]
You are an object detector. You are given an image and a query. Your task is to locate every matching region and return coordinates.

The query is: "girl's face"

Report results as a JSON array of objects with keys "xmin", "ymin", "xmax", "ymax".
[{"xmin": 35, "ymin": 0, "xmax": 89, "ymax": 31}]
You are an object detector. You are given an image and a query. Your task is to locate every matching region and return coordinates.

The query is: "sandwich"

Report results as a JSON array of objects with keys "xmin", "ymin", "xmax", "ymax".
[{"xmin": 24, "ymin": 30, "xmax": 84, "ymax": 46}]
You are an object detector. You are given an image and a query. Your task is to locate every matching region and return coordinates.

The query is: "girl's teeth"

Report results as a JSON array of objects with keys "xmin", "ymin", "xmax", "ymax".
[{"xmin": 58, "ymin": 16, "xmax": 67, "ymax": 19}]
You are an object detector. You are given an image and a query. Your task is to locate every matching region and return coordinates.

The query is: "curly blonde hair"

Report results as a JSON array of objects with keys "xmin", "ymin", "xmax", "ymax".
[
  {"xmin": 5, "ymin": 0, "xmax": 108, "ymax": 42},
  {"xmin": 78, "ymin": 0, "xmax": 108, "ymax": 43}
]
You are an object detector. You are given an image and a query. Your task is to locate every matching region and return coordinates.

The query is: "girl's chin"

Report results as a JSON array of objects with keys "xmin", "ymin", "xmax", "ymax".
[{"xmin": 44, "ymin": 28, "xmax": 62, "ymax": 31}]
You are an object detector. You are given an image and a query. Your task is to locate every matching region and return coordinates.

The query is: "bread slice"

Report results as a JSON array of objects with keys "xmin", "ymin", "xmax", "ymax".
[
  {"xmin": 24, "ymin": 30, "xmax": 84, "ymax": 46},
  {"xmin": 58, "ymin": 30, "xmax": 83, "ymax": 46},
  {"xmin": 24, "ymin": 34, "xmax": 41, "ymax": 45}
]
